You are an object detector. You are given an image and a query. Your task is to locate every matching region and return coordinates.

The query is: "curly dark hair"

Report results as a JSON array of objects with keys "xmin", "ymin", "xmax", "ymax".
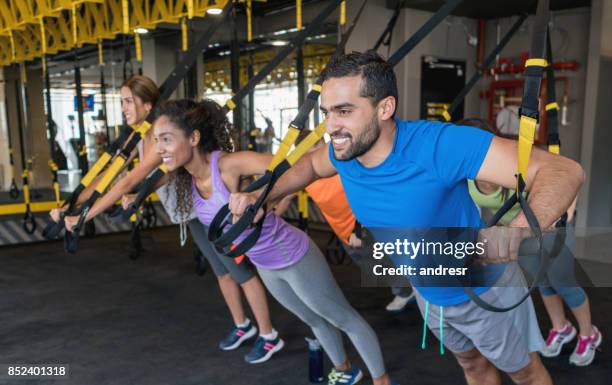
[{"xmin": 154, "ymin": 99, "xmax": 234, "ymax": 222}]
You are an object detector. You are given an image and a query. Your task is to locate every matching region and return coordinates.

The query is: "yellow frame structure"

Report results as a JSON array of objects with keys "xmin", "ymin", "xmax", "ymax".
[{"xmin": 0, "ymin": 0, "xmax": 265, "ymax": 66}]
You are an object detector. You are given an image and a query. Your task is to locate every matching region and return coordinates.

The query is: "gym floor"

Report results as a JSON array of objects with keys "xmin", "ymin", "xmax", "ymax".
[{"xmin": 1, "ymin": 226, "xmax": 610, "ymax": 385}]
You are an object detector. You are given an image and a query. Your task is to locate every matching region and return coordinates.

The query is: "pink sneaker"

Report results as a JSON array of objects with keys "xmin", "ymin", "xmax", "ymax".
[
  {"xmin": 569, "ymin": 326, "xmax": 602, "ymax": 366},
  {"xmin": 541, "ymin": 323, "xmax": 576, "ymax": 358}
]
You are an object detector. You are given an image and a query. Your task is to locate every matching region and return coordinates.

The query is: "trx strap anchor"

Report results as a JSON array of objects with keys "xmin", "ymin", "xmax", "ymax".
[{"xmin": 210, "ymin": 0, "xmax": 463, "ymax": 258}]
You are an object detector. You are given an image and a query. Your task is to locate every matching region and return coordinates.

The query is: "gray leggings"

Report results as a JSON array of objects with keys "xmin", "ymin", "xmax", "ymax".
[
  {"xmin": 257, "ymin": 239, "xmax": 386, "ymax": 378},
  {"xmin": 188, "ymin": 219, "xmax": 255, "ymax": 284}
]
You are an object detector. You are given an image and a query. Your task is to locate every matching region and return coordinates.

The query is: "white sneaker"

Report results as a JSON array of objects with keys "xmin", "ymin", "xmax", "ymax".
[
  {"xmin": 540, "ymin": 323, "xmax": 576, "ymax": 358},
  {"xmin": 386, "ymin": 292, "xmax": 416, "ymax": 312},
  {"xmin": 569, "ymin": 326, "xmax": 602, "ymax": 366}
]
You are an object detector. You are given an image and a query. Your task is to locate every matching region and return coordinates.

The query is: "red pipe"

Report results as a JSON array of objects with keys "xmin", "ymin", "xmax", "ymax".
[{"xmin": 477, "ymin": 19, "xmax": 486, "ymax": 68}]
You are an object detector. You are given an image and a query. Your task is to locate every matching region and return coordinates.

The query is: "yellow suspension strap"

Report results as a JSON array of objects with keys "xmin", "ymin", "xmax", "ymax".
[
  {"xmin": 49, "ymin": 160, "xmax": 61, "ymax": 208},
  {"xmin": 297, "ymin": 190, "xmax": 309, "ymax": 231},
  {"xmin": 211, "ymin": 0, "xmax": 464, "ymax": 258},
  {"xmin": 210, "ymin": 0, "xmax": 369, "ymax": 258},
  {"xmin": 14, "ymin": 65, "xmax": 36, "ymax": 234},
  {"xmin": 181, "ymin": 17, "xmax": 188, "ymax": 52},
  {"xmin": 246, "ymin": 0, "xmax": 253, "ymax": 42},
  {"xmin": 340, "ymin": 0, "xmax": 346, "ymax": 26},
  {"xmin": 296, "ymin": 0, "xmax": 302, "ymax": 29},
  {"xmin": 463, "ymin": 0, "xmax": 569, "ymax": 314},
  {"xmin": 64, "ymin": 121, "xmax": 152, "ymax": 253},
  {"xmin": 516, "ymin": 58, "xmax": 547, "ymax": 182}
]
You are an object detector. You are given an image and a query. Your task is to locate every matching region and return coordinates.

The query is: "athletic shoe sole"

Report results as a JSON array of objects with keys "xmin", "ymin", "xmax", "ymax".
[
  {"xmin": 220, "ymin": 326, "xmax": 257, "ymax": 351},
  {"xmin": 570, "ymin": 331, "xmax": 603, "ymax": 367},
  {"xmin": 351, "ymin": 370, "xmax": 364, "ymax": 384},
  {"xmin": 540, "ymin": 327, "xmax": 577, "ymax": 358},
  {"xmin": 245, "ymin": 338, "xmax": 285, "ymax": 364},
  {"xmin": 386, "ymin": 295, "xmax": 416, "ymax": 312}
]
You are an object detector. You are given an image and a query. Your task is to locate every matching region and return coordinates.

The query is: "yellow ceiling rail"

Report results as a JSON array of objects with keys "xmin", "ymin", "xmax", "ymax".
[{"xmin": 0, "ymin": 0, "xmax": 243, "ymax": 66}]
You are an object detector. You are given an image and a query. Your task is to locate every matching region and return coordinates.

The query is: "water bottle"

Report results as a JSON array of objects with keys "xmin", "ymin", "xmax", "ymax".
[{"xmin": 306, "ymin": 337, "xmax": 324, "ymax": 383}]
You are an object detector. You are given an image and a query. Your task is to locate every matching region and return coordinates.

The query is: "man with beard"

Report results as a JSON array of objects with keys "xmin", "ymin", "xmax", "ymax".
[{"xmin": 229, "ymin": 51, "xmax": 584, "ymax": 385}]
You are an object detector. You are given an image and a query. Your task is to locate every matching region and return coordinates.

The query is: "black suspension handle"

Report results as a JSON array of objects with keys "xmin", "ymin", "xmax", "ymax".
[
  {"xmin": 22, "ymin": 210, "xmax": 37, "ymax": 234},
  {"xmin": 64, "ymin": 205, "xmax": 91, "ymax": 254},
  {"xmin": 463, "ymin": 175, "xmax": 566, "ymax": 313},
  {"xmin": 9, "ymin": 179, "xmax": 19, "ymax": 199}
]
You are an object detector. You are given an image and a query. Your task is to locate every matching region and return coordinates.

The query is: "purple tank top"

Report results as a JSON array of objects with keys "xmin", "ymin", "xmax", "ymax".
[{"xmin": 192, "ymin": 151, "xmax": 309, "ymax": 269}]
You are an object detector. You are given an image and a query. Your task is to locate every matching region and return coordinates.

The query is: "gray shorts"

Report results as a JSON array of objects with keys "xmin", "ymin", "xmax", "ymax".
[
  {"xmin": 187, "ymin": 219, "xmax": 255, "ymax": 284},
  {"xmin": 414, "ymin": 263, "xmax": 545, "ymax": 373}
]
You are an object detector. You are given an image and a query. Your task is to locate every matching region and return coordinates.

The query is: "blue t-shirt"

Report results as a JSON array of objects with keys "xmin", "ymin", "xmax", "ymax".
[{"xmin": 329, "ymin": 119, "xmax": 496, "ymax": 306}]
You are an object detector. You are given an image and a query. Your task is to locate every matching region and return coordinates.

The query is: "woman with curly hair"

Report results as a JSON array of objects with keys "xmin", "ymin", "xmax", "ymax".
[
  {"xmin": 152, "ymin": 98, "xmax": 396, "ymax": 385},
  {"xmin": 64, "ymin": 75, "xmax": 282, "ymax": 364}
]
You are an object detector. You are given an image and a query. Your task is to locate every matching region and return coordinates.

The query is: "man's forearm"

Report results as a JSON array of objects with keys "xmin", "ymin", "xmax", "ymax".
[
  {"xmin": 267, "ymin": 154, "xmax": 319, "ymax": 203},
  {"xmin": 511, "ymin": 158, "xmax": 584, "ymax": 229}
]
